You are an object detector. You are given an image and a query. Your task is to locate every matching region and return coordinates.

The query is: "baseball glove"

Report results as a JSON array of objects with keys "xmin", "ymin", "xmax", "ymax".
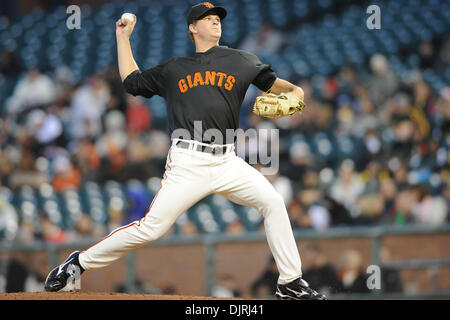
[{"xmin": 252, "ymin": 91, "xmax": 306, "ymax": 119}]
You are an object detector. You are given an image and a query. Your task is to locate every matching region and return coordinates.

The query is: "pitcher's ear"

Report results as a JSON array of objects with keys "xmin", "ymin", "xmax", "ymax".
[{"xmin": 188, "ymin": 23, "xmax": 197, "ymax": 34}]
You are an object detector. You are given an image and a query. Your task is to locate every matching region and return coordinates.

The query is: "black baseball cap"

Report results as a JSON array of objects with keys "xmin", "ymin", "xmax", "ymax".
[{"xmin": 186, "ymin": 2, "xmax": 227, "ymax": 26}]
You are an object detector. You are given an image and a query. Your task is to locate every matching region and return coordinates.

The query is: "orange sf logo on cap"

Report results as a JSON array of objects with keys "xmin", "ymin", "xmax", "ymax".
[{"xmin": 203, "ymin": 2, "xmax": 213, "ymax": 8}]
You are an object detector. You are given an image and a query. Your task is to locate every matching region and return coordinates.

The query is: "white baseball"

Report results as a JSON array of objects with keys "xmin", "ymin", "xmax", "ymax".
[{"xmin": 121, "ymin": 13, "xmax": 134, "ymax": 25}]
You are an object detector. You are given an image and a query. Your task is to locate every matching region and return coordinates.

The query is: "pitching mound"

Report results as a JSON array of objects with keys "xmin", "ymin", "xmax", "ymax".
[{"xmin": 0, "ymin": 292, "xmax": 247, "ymax": 300}]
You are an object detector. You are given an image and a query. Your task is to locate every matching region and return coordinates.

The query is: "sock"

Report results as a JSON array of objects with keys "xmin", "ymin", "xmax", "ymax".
[{"xmin": 75, "ymin": 253, "xmax": 85, "ymax": 274}]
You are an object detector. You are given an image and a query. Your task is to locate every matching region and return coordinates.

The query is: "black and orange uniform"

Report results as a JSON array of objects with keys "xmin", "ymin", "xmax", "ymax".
[{"xmin": 123, "ymin": 45, "xmax": 276, "ymax": 142}]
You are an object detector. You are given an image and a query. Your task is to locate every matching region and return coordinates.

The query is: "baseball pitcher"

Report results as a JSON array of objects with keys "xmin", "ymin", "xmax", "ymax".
[{"xmin": 45, "ymin": 2, "xmax": 325, "ymax": 300}]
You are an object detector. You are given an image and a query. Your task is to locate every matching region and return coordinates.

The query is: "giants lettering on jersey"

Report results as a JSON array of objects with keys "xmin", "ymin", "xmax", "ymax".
[{"xmin": 178, "ymin": 71, "xmax": 236, "ymax": 93}]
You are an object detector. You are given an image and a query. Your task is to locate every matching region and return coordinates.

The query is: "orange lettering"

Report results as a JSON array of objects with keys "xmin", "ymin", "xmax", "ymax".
[
  {"xmin": 204, "ymin": 71, "xmax": 216, "ymax": 85},
  {"xmin": 216, "ymin": 72, "xmax": 227, "ymax": 86},
  {"xmin": 224, "ymin": 75, "xmax": 235, "ymax": 91},
  {"xmin": 193, "ymin": 72, "xmax": 204, "ymax": 87},
  {"xmin": 178, "ymin": 79, "xmax": 188, "ymax": 93},
  {"xmin": 186, "ymin": 75, "xmax": 193, "ymax": 88}
]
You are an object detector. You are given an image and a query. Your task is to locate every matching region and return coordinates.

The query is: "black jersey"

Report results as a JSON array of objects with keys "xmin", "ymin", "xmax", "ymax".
[{"xmin": 123, "ymin": 45, "xmax": 276, "ymax": 144}]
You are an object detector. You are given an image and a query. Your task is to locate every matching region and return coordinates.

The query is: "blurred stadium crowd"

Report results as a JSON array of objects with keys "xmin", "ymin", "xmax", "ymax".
[
  {"xmin": 0, "ymin": 0, "xmax": 449, "ymax": 243},
  {"xmin": 0, "ymin": 0, "xmax": 449, "ymax": 295}
]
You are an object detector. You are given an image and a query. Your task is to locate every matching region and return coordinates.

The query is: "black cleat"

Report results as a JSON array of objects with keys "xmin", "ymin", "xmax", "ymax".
[
  {"xmin": 276, "ymin": 277, "xmax": 327, "ymax": 300},
  {"xmin": 44, "ymin": 251, "xmax": 84, "ymax": 292}
]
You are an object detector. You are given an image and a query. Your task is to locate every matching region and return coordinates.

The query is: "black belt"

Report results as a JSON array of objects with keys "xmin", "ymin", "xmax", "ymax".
[{"xmin": 175, "ymin": 141, "xmax": 228, "ymax": 155}]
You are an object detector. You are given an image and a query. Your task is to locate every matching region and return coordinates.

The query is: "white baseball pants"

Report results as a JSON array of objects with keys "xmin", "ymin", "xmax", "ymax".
[{"xmin": 79, "ymin": 139, "xmax": 302, "ymax": 284}]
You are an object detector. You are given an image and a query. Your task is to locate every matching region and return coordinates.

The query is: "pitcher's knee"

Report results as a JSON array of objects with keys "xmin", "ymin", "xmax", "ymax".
[
  {"xmin": 143, "ymin": 230, "xmax": 159, "ymax": 242},
  {"xmin": 139, "ymin": 217, "xmax": 170, "ymax": 242},
  {"xmin": 259, "ymin": 191, "xmax": 286, "ymax": 214}
]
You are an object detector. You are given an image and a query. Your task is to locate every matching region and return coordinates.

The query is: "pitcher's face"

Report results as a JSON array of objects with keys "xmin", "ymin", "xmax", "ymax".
[{"xmin": 191, "ymin": 14, "xmax": 222, "ymax": 41}]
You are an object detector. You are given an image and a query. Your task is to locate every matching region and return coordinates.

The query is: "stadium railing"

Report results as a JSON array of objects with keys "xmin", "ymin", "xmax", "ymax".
[{"xmin": 0, "ymin": 223, "xmax": 449, "ymax": 299}]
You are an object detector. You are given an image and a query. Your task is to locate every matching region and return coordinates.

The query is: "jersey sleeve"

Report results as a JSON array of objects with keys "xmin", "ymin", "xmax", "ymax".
[
  {"xmin": 123, "ymin": 63, "xmax": 166, "ymax": 98},
  {"xmin": 253, "ymin": 65, "xmax": 277, "ymax": 92},
  {"xmin": 239, "ymin": 51, "xmax": 277, "ymax": 92}
]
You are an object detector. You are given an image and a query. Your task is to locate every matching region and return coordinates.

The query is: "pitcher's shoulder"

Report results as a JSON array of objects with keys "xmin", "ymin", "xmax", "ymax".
[{"xmin": 216, "ymin": 46, "xmax": 259, "ymax": 62}]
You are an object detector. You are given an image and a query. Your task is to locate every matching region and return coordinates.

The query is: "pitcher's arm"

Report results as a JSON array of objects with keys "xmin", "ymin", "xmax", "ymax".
[{"xmin": 116, "ymin": 15, "xmax": 139, "ymax": 81}]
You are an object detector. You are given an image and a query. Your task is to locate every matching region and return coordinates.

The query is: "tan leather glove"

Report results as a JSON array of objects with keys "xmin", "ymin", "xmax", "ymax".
[{"xmin": 252, "ymin": 91, "xmax": 306, "ymax": 119}]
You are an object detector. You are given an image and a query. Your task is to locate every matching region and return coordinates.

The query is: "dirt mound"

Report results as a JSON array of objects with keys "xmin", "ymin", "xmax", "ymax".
[{"xmin": 0, "ymin": 292, "xmax": 245, "ymax": 300}]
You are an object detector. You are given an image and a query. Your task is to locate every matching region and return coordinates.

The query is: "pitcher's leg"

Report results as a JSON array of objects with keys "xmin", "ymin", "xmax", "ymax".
[
  {"xmin": 213, "ymin": 156, "xmax": 302, "ymax": 284},
  {"xmin": 79, "ymin": 149, "xmax": 211, "ymax": 270}
]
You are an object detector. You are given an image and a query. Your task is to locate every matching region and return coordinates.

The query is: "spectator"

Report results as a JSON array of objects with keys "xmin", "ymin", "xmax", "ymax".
[
  {"xmin": 0, "ymin": 152, "xmax": 14, "ymax": 189},
  {"xmin": 99, "ymin": 137, "xmax": 128, "ymax": 183},
  {"xmin": 287, "ymin": 200, "xmax": 312, "ymax": 229},
  {"xmin": 337, "ymin": 250, "xmax": 370, "ymax": 293},
  {"xmin": 436, "ymin": 37, "xmax": 450, "ymax": 70},
  {"xmin": 389, "ymin": 93, "xmax": 417, "ymax": 158},
  {"xmin": 212, "ymin": 273, "xmax": 242, "ymax": 298},
  {"xmin": 302, "ymin": 245, "xmax": 341, "ymax": 295},
  {"xmin": 284, "ymin": 141, "xmax": 313, "ymax": 182},
  {"xmin": 123, "ymin": 134, "xmax": 153, "ymax": 180},
  {"xmin": 335, "ymin": 94, "xmax": 355, "ymax": 136},
  {"xmin": 15, "ymin": 221, "xmax": 35, "ymax": 244},
  {"xmin": 8, "ymin": 148, "xmax": 48, "ymax": 189},
  {"xmin": 418, "ymin": 41, "xmax": 436, "ymax": 70},
  {"xmin": 354, "ymin": 193, "xmax": 386, "ymax": 225},
  {"xmin": 146, "ymin": 129, "xmax": 171, "ymax": 175},
  {"xmin": 96, "ymin": 111, "xmax": 128, "ymax": 182},
  {"xmin": 412, "ymin": 79, "xmax": 433, "ymax": 111},
  {"xmin": 436, "ymin": 87, "xmax": 450, "ymax": 137},
  {"xmin": 392, "ymin": 188, "xmax": 416, "ymax": 225},
  {"xmin": 367, "ymin": 54, "xmax": 398, "ymax": 106},
  {"xmin": 239, "ymin": 23, "xmax": 285, "ymax": 58},
  {"xmin": 6, "ymin": 68, "xmax": 56, "ymax": 114},
  {"xmin": 69, "ymin": 75, "xmax": 110, "ymax": 139},
  {"xmin": 337, "ymin": 65, "xmax": 360, "ymax": 96},
  {"xmin": 38, "ymin": 215, "xmax": 67, "ymax": 244},
  {"xmin": 262, "ymin": 168, "xmax": 293, "ymax": 206},
  {"xmin": 298, "ymin": 189, "xmax": 330, "ymax": 231},
  {"xmin": 323, "ymin": 195, "xmax": 353, "ymax": 226},
  {"xmin": 0, "ymin": 119, "xmax": 13, "ymax": 149},
  {"xmin": 124, "ymin": 182, "xmax": 150, "ymax": 224},
  {"xmin": 0, "ymin": 194, "xmax": 18, "ymax": 241},
  {"xmin": 330, "ymin": 159, "xmax": 364, "ymax": 217},
  {"xmin": 107, "ymin": 198, "xmax": 126, "ymax": 233},
  {"xmin": 175, "ymin": 214, "xmax": 199, "ymax": 237},
  {"xmin": 379, "ymin": 178, "xmax": 398, "ymax": 219},
  {"xmin": 251, "ymin": 257, "xmax": 278, "ymax": 298},
  {"xmin": 103, "ymin": 65, "xmax": 127, "ymax": 114},
  {"xmin": 51, "ymin": 155, "xmax": 81, "ymax": 192},
  {"xmin": 379, "ymin": 247, "xmax": 404, "ymax": 293},
  {"xmin": 73, "ymin": 138, "xmax": 101, "ymax": 181},
  {"xmin": 0, "ymin": 50, "xmax": 22, "ymax": 78},
  {"xmin": 126, "ymin": 94, "xmax": 152, "ymax": 135},
  {"xmin": 360, "ymin": 160, "xmax": 383, "ymax": 195},
  {"xmin": 443, "ymin": 183, "xmax": 450, "ymax": 222},
  {"xmin": 351, "ymin": 86, "xmax": 379, "ymax": 139},
  {"xmin": 224, "ymin": 219, "xmax": 246, "ymax": 235},
  {"xmin": 411, "ymin": 184, "xmax": 448, "ymax": 226},
  {"xmin": 392, "ymin": 161, "xmax": 410, "ymax": 192},
  {"xmin": 66, "ymin": 213, "xmax": 96, "ymax": 242},
  {"xmin": 4, "ymin": 255, "xmax": 28, "ymax": 292},
  {"xmin": 26, "ymin": 109, "xmax": 64, "ymax": 152},
  {"xmin": 52, "ymin": 65, "xmax": 76, "ymax": 107}
]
